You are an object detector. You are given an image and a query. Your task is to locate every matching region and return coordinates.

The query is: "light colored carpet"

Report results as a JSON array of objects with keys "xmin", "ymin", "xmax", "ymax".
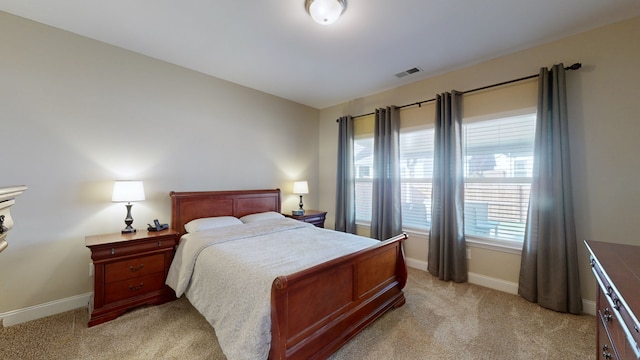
[{"xmin": 0, "ymin": 268, "xmax": 595, "ymax": 359}]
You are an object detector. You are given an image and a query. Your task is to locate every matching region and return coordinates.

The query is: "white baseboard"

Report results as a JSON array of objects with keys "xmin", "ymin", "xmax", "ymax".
[
  {"xmin": 406, "ymin": 257, "xmax": 518, "ymax": 294},
  {"xmin": 582, "ymin": 299, "xmax": 596, "ymax": 316},
  {"xmin": 467, "ymin": 272, "xmax": 519, "ymax": 294},
  {"xmin": 405, "ymin": 257, "xmax": 595, "ymax": 315},
  {"xmin": 406, "ymin": 257, "xmax": 428, "ymax": 271},
  {"xmin": 0, "ymin": 292, "xmax": 91, "ymax": 327}
]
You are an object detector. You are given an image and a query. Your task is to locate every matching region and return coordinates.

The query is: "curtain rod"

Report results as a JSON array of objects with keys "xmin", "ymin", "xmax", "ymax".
[{"xmin": 339, "ymin": 63, "xmax": 582, "ymax": 121}]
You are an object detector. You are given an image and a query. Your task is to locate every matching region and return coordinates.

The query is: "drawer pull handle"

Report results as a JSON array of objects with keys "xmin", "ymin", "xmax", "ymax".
[
  {"xmin": 602, "ymin": 344, "xmax": 611, "ymax": 359},
  {"xmin": 158, "ymin": 241, "xmax": 162, "ymax": 247},
  {"xmin": 129, "ymin": 283, "xmax": 144, "ymax": 291},
  {"xmin": 606, "ymin": 286, "xmax": 613, "ymax": 297},
  {"xmin": 612, "ymin": 298, "xmax": 621, "ymax": 311},
  {"xmin": 129, "ymin": 264, "xmax": 144, "ymax": 272},
  {"xmin": 111, "ymin": 248, "xmax": 115, "ymax": 255},
  {"xmin": 603, "ymin": 308, "xmax": 612, "ymax": 322}
]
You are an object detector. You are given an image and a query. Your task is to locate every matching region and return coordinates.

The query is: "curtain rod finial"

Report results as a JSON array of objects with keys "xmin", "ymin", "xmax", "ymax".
[{"xmin": 566, "ymin": 63, "xmax": 582, "ymax": 70}]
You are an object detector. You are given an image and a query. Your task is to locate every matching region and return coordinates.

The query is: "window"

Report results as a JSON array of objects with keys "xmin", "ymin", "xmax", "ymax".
[
  {"xmin": 351, "ymin": 101, "xmax": 535, "ymax": 245},
  {"xmin": 400, "ymin": 127, "xmax": 434, "ymax": 231},
  {"xmin": 354, "ymin": 136, "xmax": 373, "ymax": 223},
  {"xmin": 463, "ymin": 113, "xmax": 536, "ymax": 243},
  {"xmin": 354, "ymin": 128, "xmax": 435, "ymax": 232}
]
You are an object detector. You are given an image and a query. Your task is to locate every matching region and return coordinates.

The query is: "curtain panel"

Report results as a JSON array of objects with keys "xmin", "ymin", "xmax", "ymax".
[
  {"xmin": 518, "ymin": 64, "xmax": 582, "ymax": 314},
  {"xmin": 370, "ymin": 106, "xmax": 403, "ymax": 240},
  {"xmin": 428, "ymin": 91, "xmax": 467, "ymax": 282},
  {"xmin": 335, "ymin": 115, "xmax": 357, "ymax": 234}
]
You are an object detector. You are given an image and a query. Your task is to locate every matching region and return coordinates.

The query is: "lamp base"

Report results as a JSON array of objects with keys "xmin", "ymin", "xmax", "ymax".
[
  {"xmin": 121, "ymin": 226, "xmax": 136, "ymax": 234},
  {"xmin": 121, "ymin": 203, "xmax": 136, "ymax": 234}
]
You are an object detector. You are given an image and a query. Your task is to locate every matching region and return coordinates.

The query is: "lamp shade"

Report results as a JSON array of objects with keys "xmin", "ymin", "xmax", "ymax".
[
  {"xmin": 293, "ymin": 181, "xmax": 309, "ymax": 195},
  {"xmin": 112, "ymin": 180, "xmax": 145, "ymax": 202},
  {"xmin": 305, "ymin": 0, "xmax": 346, "ymax": 25}
]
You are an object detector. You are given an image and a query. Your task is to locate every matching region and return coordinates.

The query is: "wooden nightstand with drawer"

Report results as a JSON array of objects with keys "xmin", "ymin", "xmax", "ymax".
[
  {"xmin": 284, "ymin": 210, "xmax": 327, "ymax": 228},
  {"xmin": 85, "ymin": 229, "xmax": 179, "ymax": 327}
]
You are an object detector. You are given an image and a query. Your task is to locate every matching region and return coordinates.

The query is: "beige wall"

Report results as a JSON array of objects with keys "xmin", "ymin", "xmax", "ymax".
[
  {"xmin": 319, "ymin": 16, "xmax": 640, "ymax": 302},
  {"xmin": 0, "ymin": 12, "xmax": 319, "ymax": 313}
]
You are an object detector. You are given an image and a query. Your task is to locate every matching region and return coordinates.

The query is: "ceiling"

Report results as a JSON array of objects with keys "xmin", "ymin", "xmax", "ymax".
[{"xmin": 2, "ymin": 1, "xmax": 640, "ymax": 109}]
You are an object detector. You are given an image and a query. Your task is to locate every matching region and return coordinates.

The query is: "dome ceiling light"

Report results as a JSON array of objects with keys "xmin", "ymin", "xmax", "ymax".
[{"xmin": 305, "ymin": 0, "xmax": 346, "ymax": 25}]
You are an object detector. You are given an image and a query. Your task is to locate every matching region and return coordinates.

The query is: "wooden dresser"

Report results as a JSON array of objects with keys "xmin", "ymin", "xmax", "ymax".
[{"xmin": 585, "ymin": 240, "xmax": 640, "ymax": 359}]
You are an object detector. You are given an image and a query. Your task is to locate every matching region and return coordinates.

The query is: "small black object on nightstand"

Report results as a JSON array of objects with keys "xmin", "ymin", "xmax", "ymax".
[{"xmin": 148, "ymin": 219, "xmax": 169, "ymax": 231}]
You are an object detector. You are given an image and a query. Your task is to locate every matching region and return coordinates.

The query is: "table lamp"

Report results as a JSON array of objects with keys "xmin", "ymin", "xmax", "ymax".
[
  {"xmin": 292, "ymin": 181, "xmax": 309, "ymax": 215},
  {"xmin": 112, "ymin": 180, "xmax": 145, "ymax": 234}
]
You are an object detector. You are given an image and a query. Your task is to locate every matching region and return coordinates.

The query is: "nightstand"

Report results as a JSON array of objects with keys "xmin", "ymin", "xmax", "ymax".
[
  {"xmin": 284, "ymin": 210, "xmax": 327, "ymax": 228},
  {"xmin": 85, "ymin": 229, "xmax": 179, "ymax": 327}
]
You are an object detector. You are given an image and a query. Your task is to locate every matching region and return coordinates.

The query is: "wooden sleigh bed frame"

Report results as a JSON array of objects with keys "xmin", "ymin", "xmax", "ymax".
[{"xmin": 170, "ymin": 189, "xmax": 408, "ymax": 359}]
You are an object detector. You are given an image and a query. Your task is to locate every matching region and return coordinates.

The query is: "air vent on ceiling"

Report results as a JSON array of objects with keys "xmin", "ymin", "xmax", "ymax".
[{"xmin": 395, "ymin": 67, "xmax": 422, "ymax": 79}]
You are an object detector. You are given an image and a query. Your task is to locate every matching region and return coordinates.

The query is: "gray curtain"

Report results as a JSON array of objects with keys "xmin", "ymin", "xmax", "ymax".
[
  {"xmin": 518, "ymin": 64, "xmax": 582, "ymax": 314},
  {"xmin": 335, "ymin": 115, "xmax": 357, "ymax": 234},
  {"xmin": 370, "ymin": 106, "xmax": 402, "ymax": 240},
  {"xmin": 428, "ymin": 91, "xmax": 467, "ymax": 282}
]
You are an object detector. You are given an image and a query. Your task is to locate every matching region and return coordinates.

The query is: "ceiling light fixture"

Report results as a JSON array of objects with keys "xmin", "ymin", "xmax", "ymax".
[{"xmin": 305, "ymin": 0, "xmax": 346, "ymax": 25}]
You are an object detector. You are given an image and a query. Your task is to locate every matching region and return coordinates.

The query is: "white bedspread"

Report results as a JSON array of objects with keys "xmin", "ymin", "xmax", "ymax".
[{"xmin": 165, "ymin": 218, "xmax": 378, "ymax": 360}]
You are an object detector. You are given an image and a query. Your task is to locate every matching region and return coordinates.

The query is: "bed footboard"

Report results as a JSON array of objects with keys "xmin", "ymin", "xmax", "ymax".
[{"xmin": 269, "ymin": 232, "xmax": 408, "ymax": 360}]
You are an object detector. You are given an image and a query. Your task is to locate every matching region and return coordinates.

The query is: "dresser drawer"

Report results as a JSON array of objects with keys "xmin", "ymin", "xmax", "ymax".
[
  {"xmin": 105, "ymin": 254, "xmax": 165, "ymax": 284},
  {"xmin": 591, "ymin": 253, "xmax": 640, "ymax": 359},
  {"xmin": 598, "ymin": 314, "xmax": 620, "ymax": 360},
  {"xmin": 104, "ymin": 272, "xmax": 166, "ymax": 304},
  {"xmin": 614, "ymin": 300, "xmax": 640, "ymax": 359},
  {"xmin": 302, "ymin": 215, "xmax": 325, "ymax": 227},
  {"xmin": 91, "ymin": 238, "xmax": 175, "ymax": 261}
]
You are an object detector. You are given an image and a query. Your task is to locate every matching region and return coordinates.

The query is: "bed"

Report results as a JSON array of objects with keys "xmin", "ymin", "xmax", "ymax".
[{"xmin": 166, "ymin": 189, "xmax": 408, "ymax": 359}]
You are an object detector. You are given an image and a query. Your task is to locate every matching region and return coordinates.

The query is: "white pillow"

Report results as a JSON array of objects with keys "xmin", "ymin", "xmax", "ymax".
[
  {"xmin": 184, "ymin": 216, "xmax": 242, "ymax": 233},
  {"xmin": 240, "ymin": 211, "xmax": 284, "ymax": 223}
]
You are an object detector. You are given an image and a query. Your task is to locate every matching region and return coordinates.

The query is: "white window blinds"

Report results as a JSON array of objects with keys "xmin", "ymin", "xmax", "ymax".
[
  {"xmin": 354, "ymin": 136, "xmax": 373, "ymax": 223},
  {"xmin": 463, "ymin": 113, "xmax": 536, "ymax": 242},
  {"xmin": 400, "ymin": 128, "xmax": 434, "ymax": 231}
]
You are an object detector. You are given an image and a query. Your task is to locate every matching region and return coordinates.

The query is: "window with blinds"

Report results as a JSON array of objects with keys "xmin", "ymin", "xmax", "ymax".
[
  {"xmin": 354, "ymin": 127, "xmax": 435, "ymax": 231},
  {"xmin": 463, "ymin": 113, "xmax": 536, "ymax": 242},
  {"xmin": 354, "ymin": 136, "xmax": 373, "ymax": 223},
  {"xmin": 400, "ymin": 127, "xmax": 434, "ymax": 231}
]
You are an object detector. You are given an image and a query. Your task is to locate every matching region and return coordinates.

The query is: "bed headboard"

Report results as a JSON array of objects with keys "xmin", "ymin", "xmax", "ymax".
[{"xmin": 170, "ymin": 189, "xmax": 281, "ymax": 235}]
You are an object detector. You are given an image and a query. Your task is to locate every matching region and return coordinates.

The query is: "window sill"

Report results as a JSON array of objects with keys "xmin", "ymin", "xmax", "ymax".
[
  {"xmin": 357, "ymin": 222, "xmax": 430, "ymax": 237},
  {"xmin": 465, "ymin": 236, "xmax": 523, "ymax": 255},
  {"xmin": 357, "ymin": 222, "xmax": 523, "ymax": 255}
]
